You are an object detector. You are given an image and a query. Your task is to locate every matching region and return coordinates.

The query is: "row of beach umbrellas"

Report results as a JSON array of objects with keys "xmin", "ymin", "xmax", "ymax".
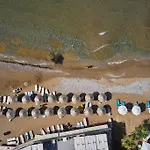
[
  {"xmin": 24, "ymin": 93, "xmax": 107, "ymax": 105},
  {"xmin": 5, "ymin": 106, "xmax": 107, "ymax": 121},
  {"xmin": 118, "ymin": 105, "xmax": 141, "ymax": 116},
  {"xmin": 4, "ymin": 93, "xmax": 107, "ymax": 105}
]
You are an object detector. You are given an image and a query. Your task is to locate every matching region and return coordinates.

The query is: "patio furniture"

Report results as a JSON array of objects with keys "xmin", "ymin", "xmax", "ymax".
[
  {"xmin": 146, "ymin": 101, "xmax": 150, "ymax": 108},
  {"xmin": 25, "ymin": 132, "xmax": 29, "ymax": 142},
  {"xmin": 19, "ymin": 135, "xmax": 25, "ymax": 144},
  {"xmin": 60, "ymin": 124, "xmax": 64, "ymax": 131},
  {"xmin": 40, "ymin": 128, "xmax": 46, "ymax": 135},
  {"xmin": 121, "ymin": 101, "xmax": 125, "ymax": 106},
  {"xmin": 116, "ymin": 99, "xmax": 121, "ymax": 107},
  {"xmin": 46, "ymin": 127, "xmax": 51, "ymax": 134},
  {"xmin": 29, "ymin": 130, "xmax": 34, "ymax": 140}
]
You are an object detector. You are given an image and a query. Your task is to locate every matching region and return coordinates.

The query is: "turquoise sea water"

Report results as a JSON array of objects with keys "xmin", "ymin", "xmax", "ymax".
[{"xmin": 0, "ymin": 0, "xmax": 150, "ymax": 60}]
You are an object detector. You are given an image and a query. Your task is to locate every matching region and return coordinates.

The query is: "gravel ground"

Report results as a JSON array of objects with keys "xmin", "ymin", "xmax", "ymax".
[{"xmin": 55, "ymin": 77, "xmax": 150, "ymax": 95}]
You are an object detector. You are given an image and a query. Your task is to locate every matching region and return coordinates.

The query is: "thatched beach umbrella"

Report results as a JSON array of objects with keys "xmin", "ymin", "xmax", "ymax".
[
  {"xmin": 97, "ymin": 107, "xmax": 106, "ymax": 116},
  {"xmin": 70, "ymin": 107, "xmax": 80, "ymax": 116},
  {"xmin": 19, "ymin": 108, "xmax": 28, "ymax": 118},
  {"xmin": 31, "ymin": 108, "xmax": 40, "ymax": 119},
  {"xmin": 48, "ymin": 94, "xmax": 56, "ymax": 103},
  {"xmin": 34, "ymin": 95, "xmax": 44, "ymax": 105},
  {"xmin": 44, "ymin": 108, "xmax": 54, "ymax": 117},
  {"xmin": 6, "ymin": 109, "xmax": 15, "ymax": 121},
  {"xmin": 72, "ymin": 95, "xmax": 81, "ymax": 104},
  {"xmin": 57, "ymin": 107, "xmax": 67, "ymax": 118},
  {"xmin": 22, "ymin": 95, "xmax": 31, "ymax": 104},
  {"xmin": 118, "ymin": 106, "xmax": 128, "ymax": 116},
  {"xmin": 8, "ymin": 96, "xmax": 18, "ymax": 104},
  {"xmin": 85, "ymin": 94, "xmax": 94, "ymax": 102},
  {"xmin": 59, "ymin": 95, "xmax": 68, "ymax": 103},
  {"xmin": 84, "ymin": 107, "xmax": 93, "ymax": 116},
  {"xmin": 132, "ymin": 105, "xmax": 141, "ymax": 116}
]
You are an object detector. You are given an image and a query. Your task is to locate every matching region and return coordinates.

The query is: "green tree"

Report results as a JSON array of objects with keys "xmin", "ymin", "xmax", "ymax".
[
  {"xmin": 132, "ymin": 125, "xmax": 148, "ymax": 140},
  {"xmin": 121, "ymin": 135, "xmax": 136, "ymax": 150}
]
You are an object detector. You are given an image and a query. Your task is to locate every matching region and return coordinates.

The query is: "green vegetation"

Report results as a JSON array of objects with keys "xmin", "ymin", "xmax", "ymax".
[{"xmin": 121, "ymin": 119, "xmax": 150, "ymax": 150}]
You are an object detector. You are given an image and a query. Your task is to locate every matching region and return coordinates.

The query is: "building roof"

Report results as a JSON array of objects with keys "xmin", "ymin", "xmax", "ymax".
[
  {"xmin": 57, "ymin": 139, "xmax": 74, "ymax": 150},
  {"xmin": 141, "ymin": 142, "xmax": 150, "ymax": 150},
  {"xmin": 20, "ymin": 143, "xmax": 43, "ymax": 150},
  {"xmin": 74, "ymin": 134, "xmax": 109, "ymax": 150}
]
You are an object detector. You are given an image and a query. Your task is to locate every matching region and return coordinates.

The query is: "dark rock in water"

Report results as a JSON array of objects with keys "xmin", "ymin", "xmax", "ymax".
[{"xmin": 51, "ymin": 53, "xmax": 64, "ymax": 64}]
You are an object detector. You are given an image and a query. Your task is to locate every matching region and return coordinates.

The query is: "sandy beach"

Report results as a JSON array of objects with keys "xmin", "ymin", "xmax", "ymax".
[{"xmin": 0, "ymin": 57, "xmax": 150, "ymax": 146}]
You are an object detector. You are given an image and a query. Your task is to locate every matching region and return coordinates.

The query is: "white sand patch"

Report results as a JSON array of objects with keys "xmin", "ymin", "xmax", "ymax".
[{"xmin": 55, "ymin": 77, "xmax": 150, "ymax": 95}]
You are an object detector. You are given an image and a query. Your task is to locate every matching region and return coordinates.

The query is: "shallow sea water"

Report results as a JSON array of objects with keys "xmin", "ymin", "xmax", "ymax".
[{"xmin": 0, "ymin": 0, "xmax": 150, "ymax": 60}]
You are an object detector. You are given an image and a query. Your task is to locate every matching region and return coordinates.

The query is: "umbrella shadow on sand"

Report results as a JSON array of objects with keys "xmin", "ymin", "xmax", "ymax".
[
  {"xmin": 53, "ymin": 106, "xmax": 60, "ymax": 115},
  {"xmin": 103, "ymin": 104, "xmax": 112, "ymax": 114},
  {"xmin": 80, "ymin": 93, "xmax": 86, "ymax": 102},
  {"xmin": 65, "ymin": 105, "xmax": 73, "ymax": 114},
  {"xmin": 93, "ymin": 92, "xmax": 99, "ymax": 100},
  {"xmin": 15, "ymin": 107, "xmax": 23, "ymax": 117},
  {"xmin": 92, "ymin": 105, "xmax": 98, "ymax": 114},
  {"xmin": 40, "ymin": 106, "xmax": 47, "ymax": 116},
  {"xmin": 56, "ymin": 93, "xmax": 62, "ymax": 101},
  {"xmin": 139, "ymin": 102, "xmax": 146, "ymax": 112},
  {"xmin": 28, "ymin": 107, "xmax": 35, "ymax": 116},
  {"xmin": 17, "ymin": 94, "xmax": 25, "ymax": 102},
  {"xmin": 104, "ymin": 92, "xmax": 112, "ymax": 101},
  {"xmin": 125, "ymin": 102, "xmax": 133, "ymax": 112},
  {"xmin": 67, "ymin": 93, "xmax": 74, "ymax": 102}
]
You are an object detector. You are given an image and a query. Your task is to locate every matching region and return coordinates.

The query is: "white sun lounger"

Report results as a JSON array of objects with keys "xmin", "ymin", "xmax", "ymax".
[
  {"xmin": 35, "ymin": 85, "xmax": 39, "ymax": 92},
  {"xmin": 56, "ymin": 124, "xmax": 60, "ymax": 132},
  {"xmin": 52, "ymin": 91, "xmax": 56, "ymax": 96},
  {"xmin": 6, "ymin": 96, "xmax": 10, "ymax": 104},
  {"xmin": 38, "ymin": 86, "xmax": 42, "ymax": 93},
  {"xmin": 7, "ymin": 137, "xmax": 16, "ymax": 142},
  {"xmin": 41, "ymin": 87, "xmax": 45, "ymax": 96},
  {"xmin": 45, "ymin": 89, "xmax": 49, "ymax": 94},
  {"xmin": 19, "ymin": 135, "xmax": 25, "ymax": 144},
  {"xmin": 51, "ymin": 125, "xmax": 55, "ymax": 133},
  {"xmin": 46, "ymin": 127, "xmax": 51, "ymax": 134},
  {"xmin": 80, "ymin": 122, "xmax": 84, "ymax": 128},
  {"xmin": 7, "ymin": 140, "xmax": 17, "ymax": 146},
  {"xmin": 16, "ymin": 137, "xmax": 20, "ymax": 145},
  {"xmin": 3, "ymin": 96, "xmax": 7, "ymax": 104},
  {"xmin": 83, "ymin": 118, "xmax": 88, "ymax": 127},
  {"xmin": 60, "ymin": 124, "xmax": 64, "ymax": 131},
  {"xmin": 76, "ymin": 122, "xmax": 80, "ymax": 128},
  {"xmin": 40, "ymin": 128, "xmax": 46, "ymax": 135},
  {"xmin": 29, "ymin": 130, "xmax": 34, "ymax": 140}
]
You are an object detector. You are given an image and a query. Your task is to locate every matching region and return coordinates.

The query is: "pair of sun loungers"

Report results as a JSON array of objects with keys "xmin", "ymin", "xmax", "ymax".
[
  {"xmin": 76, "ymin": 118, "xmax": 88, "ymax": 128},
  {"xmin": 7, "ymin": 131, "xmax": 34, "ymax": 146},
  {"xmin": 0, "ymin": 96, "xmax": 13, "ymax": 104},
  {"xmin": 40, "ymin": 124, "xmax": 64, "ymax": 135}
]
